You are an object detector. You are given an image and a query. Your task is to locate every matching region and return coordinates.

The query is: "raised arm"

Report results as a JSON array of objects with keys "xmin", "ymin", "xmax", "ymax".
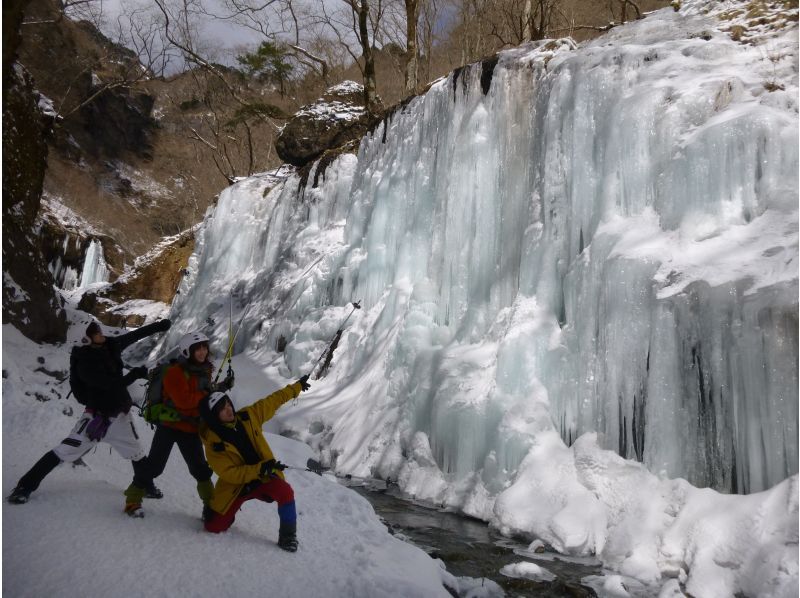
[
  {"xmin": 115, "ymin": 319, "xmax": 171, "ymax": 352},
  {"xmin": 248, "ymin": 382, "xmax": 303, "ymax": 426}
]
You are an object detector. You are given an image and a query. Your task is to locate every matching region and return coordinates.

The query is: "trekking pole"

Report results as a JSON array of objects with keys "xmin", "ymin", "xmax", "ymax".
[
  {"xmin": 307, "ymin": 301, "xmax": 361, "ymax": 380},
  {"xmin": 282, "ymin": 458, "xmax": 326, "ymax": 476},
  {"xmin": 226, "ymin": 294, "xmax": 233, "ymax": 380},
  {"xmin": 213, "ymin": 302, "xmax": 253, "ymax": 384}
]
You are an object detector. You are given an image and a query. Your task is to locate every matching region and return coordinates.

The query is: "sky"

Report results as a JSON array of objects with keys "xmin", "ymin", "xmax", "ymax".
[{"xmin": 89, "ymin": 0, "xmax": 361, "ymax": 75}]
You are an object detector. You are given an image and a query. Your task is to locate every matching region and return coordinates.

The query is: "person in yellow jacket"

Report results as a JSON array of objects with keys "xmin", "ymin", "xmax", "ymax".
[{"xmin": 198, "ymin": 375, "xmax": 310, "ymax": 552}]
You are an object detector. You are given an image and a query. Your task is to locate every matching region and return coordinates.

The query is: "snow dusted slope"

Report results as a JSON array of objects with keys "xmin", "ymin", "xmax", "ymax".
[
  {"xmin": 2, "ymin": 324, "xmax": 483, "ymax": 598},
  {"xmin": 162, "ymin": 2, "xmax": 798, "ymax": 596}
]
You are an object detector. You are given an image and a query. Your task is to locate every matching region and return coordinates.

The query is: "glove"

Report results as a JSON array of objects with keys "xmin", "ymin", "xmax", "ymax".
[
  {"xmin": 297, "ymin": 375, "xmax": 311, "ymax": 392},
  {"xmin": 86, "ymin": 414, "xmax": 111, "ymax": 441},
  {"xmin": 220, "ymin": 373, "xmax": 235, "ymax": 392},
  {"xmin": 122, "ymin": 366, "xmax": 148, "ymax": 384},
  {"xmin": 260, "ymin": 459, "xmax": 286, "ymax": 477},
  {"xmin": 154, "ymin": 319, "xmax": 172, "ymax": 332},
  {"xmin": 211, "ymin": 373, "xmax": 234, "ymax": 393}
]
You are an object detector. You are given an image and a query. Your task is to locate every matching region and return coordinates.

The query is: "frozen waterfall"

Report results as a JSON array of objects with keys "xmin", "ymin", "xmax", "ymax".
[
  {"xmin": 77, "ymin": 240, "xmax": 109, "ymax": 289},
  {"xmin": 167, "ymin": 3, "xmax": 798, "ymax": 510}
]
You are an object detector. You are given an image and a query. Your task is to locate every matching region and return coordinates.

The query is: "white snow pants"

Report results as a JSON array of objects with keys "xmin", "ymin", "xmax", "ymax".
[{"xmin": 52, "ymin": 410, "xmax": 147, "ymax": 462}]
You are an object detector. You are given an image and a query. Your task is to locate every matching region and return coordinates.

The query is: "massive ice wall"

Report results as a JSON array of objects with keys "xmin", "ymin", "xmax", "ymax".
[{"xmin": 169, "ymin": 7, "xmax": 798, "ymax": 498}]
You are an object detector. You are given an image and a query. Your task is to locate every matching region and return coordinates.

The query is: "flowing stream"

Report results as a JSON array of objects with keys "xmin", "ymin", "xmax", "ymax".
[{"xmin": 344, "ymin": 480, "xmax": 603, "ymax": 597}]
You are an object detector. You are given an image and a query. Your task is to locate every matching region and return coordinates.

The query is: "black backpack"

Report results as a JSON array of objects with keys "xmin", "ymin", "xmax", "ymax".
[{"xmin": 69, "ymin": 347, "xmax": 92, "ymax": 406}]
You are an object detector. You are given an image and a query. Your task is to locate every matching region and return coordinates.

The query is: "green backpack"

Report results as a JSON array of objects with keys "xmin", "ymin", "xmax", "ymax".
[{"xmin": 141, "ymin": 361, "xmax": 190, "ymax": 424}]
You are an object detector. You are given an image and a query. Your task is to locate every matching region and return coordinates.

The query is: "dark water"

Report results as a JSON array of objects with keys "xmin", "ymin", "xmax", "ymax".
[{"xmin": 344, "ymin": 480, "xmax": 602, "ymax": 597}]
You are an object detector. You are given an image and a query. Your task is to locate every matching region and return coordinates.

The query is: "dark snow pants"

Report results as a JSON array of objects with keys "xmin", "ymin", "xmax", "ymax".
[
  {"xmin": 143, "ymin": 425, "xmax": 213, "ymax": 484},
  {"xmin": 204, "ymin": 477, "xmax": 296, "ymax": 533},
  {"xmin": 15, "ymin": 450, "xmax": 61, "ymax": 493}
]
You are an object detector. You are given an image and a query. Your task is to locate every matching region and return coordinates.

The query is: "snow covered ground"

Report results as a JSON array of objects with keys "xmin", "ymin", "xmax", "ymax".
[
  {"xmin": 3, "ymin": 313, "xmax": 795, "ymax": 598},
  {"xmin": 2, "ymin": 321, "xmax": 495, "ymax": 598}
]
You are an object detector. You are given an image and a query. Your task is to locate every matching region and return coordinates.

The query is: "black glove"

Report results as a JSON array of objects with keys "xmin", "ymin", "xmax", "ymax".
[
  {"xmin": 212, "ymin": 373, "xmax": 234, "ymax": 393},
  {"xmin": 260, "ymin": 459, "xmax": 286, "ymax": 477},
  {"xmin": 297, "ymin": 375, "xmax": 311, "ymax": 392},
  {"xmin": 154, "ymin": 319, "xmax": 172, "ymax": 332},
  {"xmin": 123, "ymin": 366, "xmax": 148, "ymax": 384}
]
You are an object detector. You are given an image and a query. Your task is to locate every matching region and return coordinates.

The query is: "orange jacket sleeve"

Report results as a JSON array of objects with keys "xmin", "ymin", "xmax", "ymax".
[{"xmin": 162, "ymin": 365, "xmax": 206, "ymax": 413}]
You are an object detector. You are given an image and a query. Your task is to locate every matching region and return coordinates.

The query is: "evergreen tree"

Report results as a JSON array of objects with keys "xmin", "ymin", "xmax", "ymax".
[{"xmin": 236, "ymin": 42, "xmax": 293, "ymax": 96}]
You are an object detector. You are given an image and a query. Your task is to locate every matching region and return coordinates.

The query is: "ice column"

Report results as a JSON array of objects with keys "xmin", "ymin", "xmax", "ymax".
[{"xmin": 78, "ymin": 240, "xmax": 109, "ymax": 288}]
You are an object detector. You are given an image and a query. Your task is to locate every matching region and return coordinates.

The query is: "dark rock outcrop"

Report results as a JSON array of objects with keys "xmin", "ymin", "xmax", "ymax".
[
  {"xmin": 2, "ymin": 0, "xmax": 67, "ymax": 343},
  {"xmin": 275, "ymin": 81, "xmax": 379, "ymax": 168},
  {"xmin": 19, "ymin": 0, "xmax": 156, "ymax": 162}
]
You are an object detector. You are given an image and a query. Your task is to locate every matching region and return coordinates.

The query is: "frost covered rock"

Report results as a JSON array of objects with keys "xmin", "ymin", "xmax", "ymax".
[
  {"xmin": 275, "ymin": 81, "xmax": 377, "ymax": 167},
  {"xmin": 2, "ymin": 7, "xmax": 67, "ymax": 343}
]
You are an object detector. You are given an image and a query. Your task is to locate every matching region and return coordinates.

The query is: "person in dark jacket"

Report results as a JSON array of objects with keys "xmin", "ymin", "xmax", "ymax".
[
  {"xmin": 8, "ymin": 318, "xmax": 171, "ymax": 516},
  {"xmin": 199, "ymin": 376, "xmax": 310, "ymax": 552},
  {"xmin": 127, "ymin": 331, "xmax": 233, "ymax": 517}
]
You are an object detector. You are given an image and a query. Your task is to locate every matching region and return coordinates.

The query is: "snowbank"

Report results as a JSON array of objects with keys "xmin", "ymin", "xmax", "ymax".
[{"xmin": 2, "ymin": 324, "xmax": 463, "ymax": 598}]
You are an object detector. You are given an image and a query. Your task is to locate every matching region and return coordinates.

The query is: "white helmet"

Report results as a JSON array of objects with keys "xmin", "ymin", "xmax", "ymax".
[
  {"xmin": 207, "ymin": 392, "xmax": 229, "ymax": 413},
  {"xmin": 178, "ymin": 331, "xmax": 210, "ymax": 358}
]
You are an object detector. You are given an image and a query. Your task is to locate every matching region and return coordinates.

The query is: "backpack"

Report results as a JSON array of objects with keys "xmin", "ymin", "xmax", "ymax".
[
  {"xmin": 141, "ymin": 360, "xmax": 186, "ymax": 424},
  {"xmin": 69, "ymin": 347, "xmax": 92, "ymax": 406}
]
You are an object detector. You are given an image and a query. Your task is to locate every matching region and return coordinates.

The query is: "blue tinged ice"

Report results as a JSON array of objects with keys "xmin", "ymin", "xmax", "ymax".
[
  {"xmin": 77, "ymin": 240, "xmax": 109, "ymax": 288},
  {"xmin": 165, "ymin": 3, "xmax": 798, "ymax": 593}
]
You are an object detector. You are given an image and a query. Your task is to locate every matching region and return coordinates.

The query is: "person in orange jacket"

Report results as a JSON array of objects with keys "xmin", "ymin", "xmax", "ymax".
[
  {"xmin": 198, "ymin": 376, "xmax": 310, "ymax": 552},
  {"xmin": 126, "ymin": 331, "xmax": 233, "ymax": 517}
]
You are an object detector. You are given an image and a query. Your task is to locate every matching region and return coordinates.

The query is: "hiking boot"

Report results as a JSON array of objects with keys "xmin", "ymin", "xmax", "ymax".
[
  {"xmin": 8, "ymin": 486, "xmax": 31, "ymax": 504},
  {"xmin": 278, "ymin": 521, "xmax": 298, "ymax": 552},
  {"xmin": 278, "ymin": 534, "xmax": 298, "ymax": 552},
  {"xmin": 124, "ymin": 503, "xmax": 144, "ymax": 518},
  {"xmin": 201, "ymin": 504, "xmax": 214, "ymax": 523},
  {"xmin": 145, "ymin": 484, "xmax": 163, "ymax": 499}
]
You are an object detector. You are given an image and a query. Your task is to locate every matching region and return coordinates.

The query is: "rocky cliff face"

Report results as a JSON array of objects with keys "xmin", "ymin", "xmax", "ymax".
[{"xmin": 2, "ymin": 0, "xmax": 67, "ymax": 343}]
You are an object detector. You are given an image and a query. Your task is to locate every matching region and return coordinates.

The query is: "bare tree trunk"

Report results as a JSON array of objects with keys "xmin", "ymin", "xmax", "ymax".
[
  {"xmin": 420, "ymin": 0, "xmax": 435, "ymax": 85},
  {"xmin": 404, "ymin": 0, "xmax": 420, "ymax": 95},
  {"xmin": 356, "ymin": 0, "xmax": 378, "ymax": 110},
  {"xmin": 523, "ymin": 0, "xmax": 533, "ymax": 41}
]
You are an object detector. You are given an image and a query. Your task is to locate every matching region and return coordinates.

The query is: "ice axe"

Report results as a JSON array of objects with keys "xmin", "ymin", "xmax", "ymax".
[
  {"xmin": 213, "ymin": 300, "xmax": 252, "ymax": 385},
  {"xmin": 307, "ymin": 301, "xmax": 362, "ymax": 380},
  {"xmin": 280, "ymin": 458, "xmax": 327, "ymax": 476}
]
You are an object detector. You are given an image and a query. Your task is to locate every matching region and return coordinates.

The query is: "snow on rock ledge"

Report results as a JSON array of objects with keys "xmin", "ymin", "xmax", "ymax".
[{"xmin": 275, "ymin": 81, "xmax": 376, "ymax": 168}]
